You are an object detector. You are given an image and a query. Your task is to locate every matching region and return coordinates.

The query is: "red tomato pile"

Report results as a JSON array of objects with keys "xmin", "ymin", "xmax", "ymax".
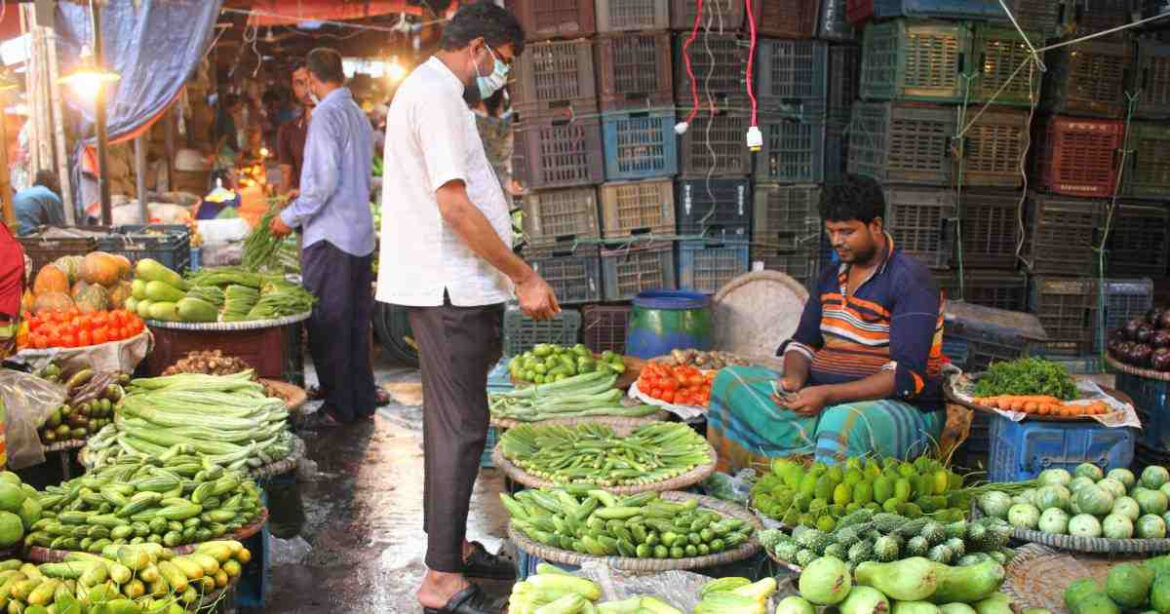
[
  {"xmin": 636, "ymin": 362, "xmax": 716, "ymax": 407},
  {"xmin": 17, "ymin": 309, "xmax": 146, "ymax": 350}
]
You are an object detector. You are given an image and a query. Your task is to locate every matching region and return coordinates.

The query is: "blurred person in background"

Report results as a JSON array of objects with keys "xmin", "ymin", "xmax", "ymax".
[
  {"xmin": 13, "ymin": 170, "xmax": 64, "ymax": 236},
  {"xmin": 277, "ymin": 61, "xmax": 314, "ymax": 197}
]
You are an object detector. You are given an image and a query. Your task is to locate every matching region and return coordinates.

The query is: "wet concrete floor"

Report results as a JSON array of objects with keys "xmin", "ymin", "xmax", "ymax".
[{"xmin": 264, "ymin": 358, "xmax": 515, "ymax": 613}]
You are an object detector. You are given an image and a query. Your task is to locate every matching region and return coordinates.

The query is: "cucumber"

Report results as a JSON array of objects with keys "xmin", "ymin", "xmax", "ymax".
[
  {"xmin": 135, "ymin": 259, "xmax": 188, "ymax": 291},
  {"xmin": 136, "ymin": 299, "xmax": 154, "ymax": 319},
  {"xmin": 148, "ymin": 302, "xmax": 180, "ymax": 322},
  {"xmin": 176, "ymin": 298, "xmax": 218, "ymax": 323}
]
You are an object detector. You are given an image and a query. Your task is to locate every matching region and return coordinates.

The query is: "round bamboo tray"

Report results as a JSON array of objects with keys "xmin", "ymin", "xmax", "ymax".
[
  {"xmin": 490, "ymin": 409, "xmax": 670, "ymax": 430},
  {"xmin": 260, "ymin": 378, "xmax": 308, "ymax": 413},
  {"xmin": 492, "ymin": 419, "xmax": 717, "ymax": 495},
  {"xmin": 145, "ymin": 312, "xmax": 310, "ymax": 331},
  {"xmin": 1106, "ymin": 354, "xmax": 1170, "ymax": 380},
  {"xmin": 26, "ymin": 508, "xmax": 269, "ymax": 563},
  {"xmin": 1009, "ymin": 524, "xmax": 1170, "ymax": 555},
  {"xmin": 508, "ymin": 491, "xmax": 762, "ymax": 572},
  {"xmin": 1002, "ymin": 543, "xmax": 1145, "ymax": 614}
]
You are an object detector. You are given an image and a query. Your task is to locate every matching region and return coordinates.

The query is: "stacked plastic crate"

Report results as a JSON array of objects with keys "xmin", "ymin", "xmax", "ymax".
[{"xmin": 508, "ymin": 1, "xmax": 604, "ymax": 306}]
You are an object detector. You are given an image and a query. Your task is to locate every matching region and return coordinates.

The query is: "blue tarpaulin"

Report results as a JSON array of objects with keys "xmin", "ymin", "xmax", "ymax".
[{"xmin": 56, "ymin": 0, "xmax": 223, "ymax": 143}]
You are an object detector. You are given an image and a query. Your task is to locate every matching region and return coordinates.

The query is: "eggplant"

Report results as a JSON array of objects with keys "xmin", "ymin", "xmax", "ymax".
[
  {"xmin": 1149, "ymin": 307, "xmax": 1166, "ymax": 326},
  {"xmin": 1160, "ymin": 310, "xmax": 1170, "ymax": 331},
  {"xmin": 1154, "ymin": 348, "xmax": 1170, "ymax": 372},
  {"xmin": 1154, "ymin": 330, "xmax": 1170, "ymax": 349},
  {"xmin": 1113, "ymin": 341, "xmax": 1134, "ymax": 360},
  {"xmin": 1138, "ymin": 324, "xmax": 1156, "ymax": 344},
  {"xmin": 1130, "ymin": 343, "xmax": 1155, "ymax": 367},
  {"xmin": 1126, "ymin": 317, "xmax": 1145, "ymax": 340},
  {"xmin": 1112, "ymin": 328, "xmax": 1129, "ymax": 342}
]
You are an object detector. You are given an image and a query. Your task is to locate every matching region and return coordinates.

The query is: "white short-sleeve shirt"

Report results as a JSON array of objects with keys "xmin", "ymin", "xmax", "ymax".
[{"xmin": 375, "ymin": 57, "xmax": 514, "ymax": 307}]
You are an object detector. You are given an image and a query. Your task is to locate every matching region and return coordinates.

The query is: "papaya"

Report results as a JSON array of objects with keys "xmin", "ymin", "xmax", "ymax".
[
  {"xmin": 33, "ymin": 265, "xmax": 69, "ymax": 296},
  {"xmin": 80, "ymin": 252, "xmax": 123, "ymax": 286},
  {"xmin": 112, "ymin": 254, "xmax": 132, "ymax": 280},
  {"xmin": 1070, "ymin": 592, "xmax": 1121, "ymax": 614},
  {"xmin": 840, "ymin": 587, "xmax": 890, "ymax": 614},
  {"xmin": 1106, "ymin": 563, "xmax": 1154, "ymax": 609},
  {"xmin": 0, "ymin": 512, "xmax": 22, "ymax": 548},
  {"xmin": 69, "ymin": 280, "xmax": 91, "ymax": 299},
  {"xmin": 929, "ymin": 560, "xmax": 1006, "ymax": 604},
  {"xmin": 32, "ymin": 292, "xmax": 73, "ymax": 315},
  {"xmin": 51, "ymin": 255, "xmax": 82, "ymax": 283},
  {"xmin": 74, "ymin": 285, "xmax": 110, "ymax": 314},
  {"xmin": 855, "ymin": 558, "xmax": 939, "ymax": 602}
]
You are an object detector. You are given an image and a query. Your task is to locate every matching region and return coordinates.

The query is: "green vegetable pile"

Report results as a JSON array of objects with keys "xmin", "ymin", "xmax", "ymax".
[
  {"xmin": 508, "ymin": 344, "xmax": 626, "ymax": 385},
  {"xmin": 973, "ymin": 357, "xmax": 1077, "ymax": 400},
  {"xmin": 760, "ymin": 509, "xmax": 1015, "ymax": 571},
  {"xmin": 1065, "ymin": 557, "xmax": 1170, "ymax": 614},
  {"xmin": 978, "ymin": 462, "xmax": 1170, "ymax": 541},
  {"xmin": 498, "ymin": 423, "xmax": 712, "ymax": 487},
  {"xmin": 501, "ymin": 489, "xmax": 752, "ymax": 559},
  {"xmin": 751, "ymin": 457, "xmax": 1028, "ymax": 531},
  {"xmin": 132, "ymin": 262, "xmax": 315, "ymax": 324},
  {"xmin": 489, "ymin": 371, "xmax": 659, "ymax": 422}
]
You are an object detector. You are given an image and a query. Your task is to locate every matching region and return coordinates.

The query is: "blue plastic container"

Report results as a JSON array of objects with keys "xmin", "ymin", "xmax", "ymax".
[
  {"xmin": 677, "ymin": 240, "xmax": 750, "ymax": 294},
  {"xmin": 987, "ymin": 414, "xmax": 1136, "ymax": 482},
  {"xmin": 1116, "ymin": 372, "xmax": 1170, "ymax": 451},
  {"xmin": 517, "ymin": 550, "xmax": 580, "ymax": 580},
  {"xmin": 873, "ymin": 0, "xmax": 1004, "ymax": 20},
  {"xmin": 601, "ymin": 109, "xmax": 678, "ymax": 181},
  {"xmin": 626, "ymin": 291, "xmax": 713, "ymax": 359},
  {"xmin": 234, "ymin": 491, "xmax": 271, "ymax": 608}
]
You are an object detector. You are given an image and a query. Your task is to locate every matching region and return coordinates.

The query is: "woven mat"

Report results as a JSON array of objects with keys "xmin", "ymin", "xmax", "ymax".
[
  {"xmin": 25, "ymin": 508, "xmax": 268, "ymax": 563},
  {"xmin": 508, "ymin": 491, "xmax": 762, "ymax": 572},
  {"xmin": 1002, "ymin": 543, "xmax": 1146, "ymax": 613},
  {"xmin": 490, "ymin": 409, "xmax": 670, "ymax": 430}
]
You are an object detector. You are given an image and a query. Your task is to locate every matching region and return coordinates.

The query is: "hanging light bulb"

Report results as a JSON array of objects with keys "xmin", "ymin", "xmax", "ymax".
[
  {"xmin": 59, "ymin": 45, "xmax": 119, "ymax": 103},
  {"xmin": 387, "ymin": 56, "xmax": 407, "ymax": 83}
]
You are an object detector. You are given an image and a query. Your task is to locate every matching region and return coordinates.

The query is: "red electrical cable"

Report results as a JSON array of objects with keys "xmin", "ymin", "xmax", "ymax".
[
  {"xmin": 744, "ymin": 0, "xmax": 759, "ymax": 126},
  {"xmin": 682, "ymin": 0, "xmax": 704, "ymax": 126}
]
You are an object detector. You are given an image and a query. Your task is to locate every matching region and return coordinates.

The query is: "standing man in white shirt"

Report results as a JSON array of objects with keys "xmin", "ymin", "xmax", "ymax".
[{"xmin": 375, "ymin": 4, "xmax": 558, "ymax": 613}]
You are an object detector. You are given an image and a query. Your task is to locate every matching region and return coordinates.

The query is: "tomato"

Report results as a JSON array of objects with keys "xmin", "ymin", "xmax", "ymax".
[
  {"xmin": 650, "ymin": 388, "xmax": 663, "ymax": 399},
  {"xmin": 33, "ymin": 334, "xmax": 49, "ymax": 350},
  {"xmin": 662, "ymin": 391, "xmax": 675, "ymax": 403},
  {"xmin": 27, "ymin": 316, "xmax": 41, "ymax": 332},
  {"xmin": 60, "ymin": 332, "xmax": 77, "ymax": 348},
  {"xmin": 131, "ymin": 318, "xmax": 145, "ymax": 335},
  {"xmin": 117, "ymin": 326, "xmax": 129, "ymax": 340},
  {"xmin": 91, "ymin": 312, "xmax": 109, "ymax": 328},
  {"xmin": 77, "ymin": 330, "xmax": 92, "ymax": 347},
  {"xmin": 92, "ymin": 327, "xmax": 109, "ymax": 345}
]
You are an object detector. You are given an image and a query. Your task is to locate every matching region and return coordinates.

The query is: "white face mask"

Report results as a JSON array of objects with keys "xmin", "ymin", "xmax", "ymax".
[
  {"xmin": 473, "ymin": 44, "xmax": 509, "ymax": 99},
  {"xmin": 309, "ymin": 91, "xmax": 320, "ymax": 105}
]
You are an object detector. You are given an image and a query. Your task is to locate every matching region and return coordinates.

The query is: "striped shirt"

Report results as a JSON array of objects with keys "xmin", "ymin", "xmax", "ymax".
[{"xmin": 780, "ymin": 235, "xmax": 945, "ymax": 411}]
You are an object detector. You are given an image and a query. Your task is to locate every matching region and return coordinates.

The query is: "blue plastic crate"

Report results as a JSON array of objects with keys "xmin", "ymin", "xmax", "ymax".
[
  {"xmin": 481, "ymin": 426, "xmax": 499, "ymax": 469},
  {"xmin": 677, "ymin": 241, "xmax": 749, "ymax": 295},
  {"xmin": 756, "ymin": 40, "xmax": 829, "ymax": 118},
  {"xmin": 234, "ymin": 491, "xmax": 271, "ymax": 608},
  {"xmin": 874, "ymin": 0, "xmax": 1003, "ymax": 19},
  {"xmin": 1116, "ymin": 372, "xmax": 1170, "ymax": 452},
  {"xmin": 756, "ymin": 115, "xmax": 830, "ymax": 184},
  {"xmin": 601, "ymin": 109, "xmax": 678, "ymax": 181},
  {"xmin": 987, "ymin": 413, "xmax": 1136, "ymax": 483},
  {"xmin": 517, "ymin": 550, "xmax": 580, "ymax": 580}
]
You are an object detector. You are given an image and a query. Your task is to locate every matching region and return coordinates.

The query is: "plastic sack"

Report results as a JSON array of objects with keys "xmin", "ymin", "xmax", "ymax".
[
  {"xmin": 9, "ymin": 329, "xmax": 152, "ymax": 378},
  {"xmin": 0, "ymin": 369, "xmax": 66, "ymax": 469},
  {"xmin": 702, "ymin": 468, "xmax": 758, "ymax": 505},
  {"xmin": 572, "ymin": 563, "xmax": 787, "ymax": 611}
]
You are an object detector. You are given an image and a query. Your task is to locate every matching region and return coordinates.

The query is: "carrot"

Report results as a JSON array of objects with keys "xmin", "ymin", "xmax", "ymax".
[{"xmin": 1024, "ymin": 401, "xmax": 1039, "ymax": 412}]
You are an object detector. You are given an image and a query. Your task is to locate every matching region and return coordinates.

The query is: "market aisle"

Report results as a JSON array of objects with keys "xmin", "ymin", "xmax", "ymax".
[{"xmin": 265, "ymin": 359, "xmax": 514, "ymax": 612}]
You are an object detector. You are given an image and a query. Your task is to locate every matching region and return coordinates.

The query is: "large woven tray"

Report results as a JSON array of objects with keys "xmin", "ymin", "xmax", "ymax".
[
  {"xmin": 1106, "ymin": 354, "xmax": 1170, "ymax": 381},
  {"xmin": 1002, "ymin": 543, "xmax": 1145, "ymax": 614},
  {"xmin": 508, "ymin": 491, "xmax": 762, "ymax": 572},
  {"xmin": 490, "ymin": 409, "xmax": 670, "ymax": 430},
  {"xmin": 491, "ymin": 419, "xmax": 717, "ymax": 495},
  {"xmin": 1009, "ymin": 523, "xmax": 1170, "ymax": 554},
  {"xmin": 145, "ymin": 311, "xmax": 310, "ymax": 331}
]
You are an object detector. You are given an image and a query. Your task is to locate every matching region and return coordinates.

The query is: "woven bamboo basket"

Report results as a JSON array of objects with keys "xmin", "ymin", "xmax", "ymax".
[
  {"xmin": 508, "ymin": 491, "xmax": 762, "ymax": 571},
  {"xmin": 26, "ymin": 508, "xmax": 268, "ymax": 563},
  {"xmin": 490, "ymin": 409, "xmax": 670, "ymax": 430},
  {"xmin": 492, "ymin": 419, "xmax": 717, "ymax": 494},
  {"xmin": 1002, "ymin": 543, "xmax": 1146, "ymax": 613},
  {"xmin": 1009, "ymin": 524, "xmax": 1170, "ymax": 554},
  {"xmin": 1106, "ymin": 355, "xmax": 1170, "ymax": 381},
  {"xmin": 711, "ymin": 271, "xmax": 808, "ymax": 367}
]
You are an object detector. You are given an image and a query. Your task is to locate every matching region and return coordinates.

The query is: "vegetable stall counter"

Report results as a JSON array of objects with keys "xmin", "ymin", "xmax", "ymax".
[{"xmin": 143, "ymin": 313, "xmax": 309, "ymax": 386}]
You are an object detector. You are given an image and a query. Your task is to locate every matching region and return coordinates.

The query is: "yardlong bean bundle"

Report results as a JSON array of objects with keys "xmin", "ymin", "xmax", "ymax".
[
  {"xmin": 489, "ymin": 372, "xmax": 657, "ymax": 422},
  {"xmin": 498, "ymin": 422, "xmax": 712, "ymax": 487}
]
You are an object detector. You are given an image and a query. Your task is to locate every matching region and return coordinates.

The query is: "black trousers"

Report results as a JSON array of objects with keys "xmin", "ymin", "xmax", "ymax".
[
  {"xmin": 301, "ymin": 240, "xmax": 376, "ymax": 423},
  {"xmin": 408, "ymin": 298, "xmax": 503, "ymax": 573}
]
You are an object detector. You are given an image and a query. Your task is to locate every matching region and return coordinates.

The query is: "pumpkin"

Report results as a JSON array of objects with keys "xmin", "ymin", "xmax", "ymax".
[
  {"xmin": 108, "ymin": 281, "xmax": 132, "ymax": 309},
  {"xmin": 75, "ymin": 284, "xmax": 110, "ymax": 314},
  {"xmin": 113, "ymin": 254, "xmax": 133, "ymax": 281},
  {"xmin": 80, "ymin": 252, "xmax": 123, "ymax": 286},
  {"xmin": 70, "ymin": 280, "xmax": 91, "ymax": 299},
  {"xmin": 33, "ymin": 292, "xmax": 74, "ymax": 315},
  {"xmin": 33, "ymin": 265, "xmax": 69, "ymax": 296},
  {"xmin": 51, "ymin": 255, "xmax": 83, "ymax": 284}
]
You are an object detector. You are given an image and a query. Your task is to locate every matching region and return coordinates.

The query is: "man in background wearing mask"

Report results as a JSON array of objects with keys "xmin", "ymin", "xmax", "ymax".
[
  {"xmin": 377, "ymin": 3, "xmax": 559, "ymax": 613},
  {"xmin": 276, "ymin": 60, "xmax": 314, "ymax": 197},
  {"xmin": 270, "ymin": 47, "xmax": 377, "ymax": 427}
]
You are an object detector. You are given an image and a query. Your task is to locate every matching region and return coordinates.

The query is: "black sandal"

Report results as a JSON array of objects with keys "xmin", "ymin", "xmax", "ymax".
[
  {"xmin": 422, "ymin": 584, "xmax": 501, "ymax": 614},
  {"xmin": 463, "ymin": 542, "xmax": 516, "ymax": 581}
]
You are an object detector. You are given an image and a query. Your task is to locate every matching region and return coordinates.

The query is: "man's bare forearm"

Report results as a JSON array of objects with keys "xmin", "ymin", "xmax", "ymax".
[
  {"xmin": 783, "ymin": 351, "xmax": 812, "ymax": 388},
  {"xmin": 437, "ymin": 184, "xmax": 532, "ymax": 284},
  {"xmin": 820, "ymin": 370, "xmax": 897, "ymax": 405},
  {"xmin": 279, "ymin": 164, "xmax": 294, "ymax": 195}
]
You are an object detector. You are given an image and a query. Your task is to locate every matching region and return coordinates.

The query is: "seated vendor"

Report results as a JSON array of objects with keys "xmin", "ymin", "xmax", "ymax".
[{"xmin": 708, "ymin": 175, "xmax": 945, "ymax": 467}]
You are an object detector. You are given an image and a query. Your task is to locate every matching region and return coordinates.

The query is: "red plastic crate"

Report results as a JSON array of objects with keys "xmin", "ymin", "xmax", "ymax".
[
  {"xmin": 753, "ymin": 0, "xmax": 819, "ymax": 38},
  {"xmin": 847, "ymin": 0, "xmax": 875, "ymax": 24},
  {"xmin": 959, "ymin": 109, "xmax": 1030, "ymax": 188},
  {"xmin": 582, "ymin": 304, "xmax": 633, "ymax": 355},
  {"xmin": 507, "ymin": 0, "xmax": 596, "ymax": 41},
  {"xmin": 1036, "ymin": 116, "xmax": 1125, "ymax": 198}
]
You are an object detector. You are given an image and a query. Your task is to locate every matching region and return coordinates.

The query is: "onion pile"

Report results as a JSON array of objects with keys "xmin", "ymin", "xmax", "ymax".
[{"xmin": 1109, "ymin": 308, "xmax": 1170, "ymax": 371}]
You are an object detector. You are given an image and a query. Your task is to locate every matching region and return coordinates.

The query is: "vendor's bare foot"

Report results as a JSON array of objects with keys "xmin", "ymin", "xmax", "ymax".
[{"xmin": 417, "ymin": 570, "xmax": 470, "ymax": 609}]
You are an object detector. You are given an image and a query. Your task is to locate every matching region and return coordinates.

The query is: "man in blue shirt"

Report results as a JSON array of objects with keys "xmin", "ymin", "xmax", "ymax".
[
  {"xmin": 271, "ymin": 47, "xmax": 377, "ymax": 426},
  {"xmin": 14, "ymin": 171, "xmax": 64, "ymax": 236}
]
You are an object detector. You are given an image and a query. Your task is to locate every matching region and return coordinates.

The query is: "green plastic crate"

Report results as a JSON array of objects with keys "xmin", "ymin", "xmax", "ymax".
[
  {"xmin": 970, "ymin": 24, "xmax": 1042, "ymax": 107},
  {"xmin": 859, "ymin": 19, "xmax": 973, "ymax": 103}
]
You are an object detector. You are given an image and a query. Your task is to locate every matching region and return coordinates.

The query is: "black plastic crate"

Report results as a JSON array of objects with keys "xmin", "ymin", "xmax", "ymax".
[
  {"xmin": 935, "ymin": 270, "xmax": 1029, "ymax": 312},
  {"xmin": 944, "ymin": 301, "xmax": 1045, "ymax": 373},
  {"xmin": 1106, "ymin": 202, "xmax": 1170, "ymax": 277},
  {"xmin": 582, "ymin": 304, "xmax": 632, "ymax": 355},
  {"xmin": 675, "ymin": 178, "xmax": 752, "ymax": 241},
  {"xmin": 677, "ymin": 240, "xmax": 750, "ymax": 294},
  {"xmin": 849, "ymin": 102, "xmax": 956, "ymax": 186},
  {"xmin": 503, "ymin": 307, "xmax": 583, "ymax": 356},
  {"xmin": 513, "ymin": 116, "xmax": 605, "ymax": 190},
  {"xmin": 507, "ymin": 0, "xmax": 595, "ymax": 40},
  {"xmin": 957, "ymin": 190, "xmax": 1022, "ymax": 270},
  {"xmin": 750, "ymin": 244, "xmax": 823, "ymax": 290},
  {"xmin": 526, "ymin": 243, "xmax": 604, "ymax": 305},
  {"xmin": 678, "ymin": 111, "xmax": 753, "ymax": 177},
  {"xmin": 601, "ymin": 240, "xmax": 677, "ymax": 300},
  {"xmin": 18, "ymin": 228, "xmax": 102, "ymax": 273},
  {"xmin": 1026, "ymin": 193, "xmax": 1104, "ymax": 277},
  {"xmin": 1057, "ymin": 0, "xmax": 1129, "ymax": 41},
  {"xmin": 673, "ymin": 34, "xmax": 750, "ymax": 110},
  {"xmin": 756, "ymin": 115, "xmax": 830, "ymax": 184},
  {"xmin": 595, "ymin": 32, "xmax": 674, "ymax": 111},
  {"xmin": 959, "ymin": 109, "xmax": 1030, "ymax": 188},
  {"xmin": 825, "ymin": 111, "xmax": 850, "ymax": 184},
  {"xmin": 873, "ymin": 0, "xmax": 1003, "ymax": 20},
  {"xmin": 596, "ymin": 0, "xmax": 670, "ymax": 32},
  {"xmin": 820, "ymin": 0, "xmax": 856, "ymax": 40},
  {"xmin": 1030, "ymin": 276, "xmax": 1099, "ymax": 356},
  {"xmin": 1124, "ymin": 122, "xmax": 1170, "ymax": 199},
  {"xmin": 1104, "ymin": 278, "xmax": 1155, "ymax": 336},
  {"xmin": 752, "ymin": 183, "xmax": 823, "ymax": 253},
  {"xmin": 1042, "ymin": 40, "xmax": 1132, "ymax": 118},
  {"xmin": 521, "ymin": 187, "xmax": 601, "ymax": 245},
  {"xmin": 103, "ymin": 224, "xmax": 192, "ymax": 273},
  {"xmin": 971, "ymin": 24, "xmax": 1043, "ymax": 107},
  {"xmin": 511, "ymin": 39, "xmax": 598, "ymax": 120},
  {"xmin": 1136, "ymin": 40, "xmax": 1170, "ymax": 119},
  {"xmin": 669, "ymin": 0, "xmax": 745, "ymax": 30},
  {"xmin": 884, "ymin": 186, "xmax": 957, "ymax": 270},
  {"xmin": 859, "ymin": 19, "xmax": 972, "ymax": 103},
  {"xmin": 828, "ymin": 44, "xmax": 861, "ymax": 115},
  {"xmin": 757, "ymin": 39, "xmax": 829, "ymax": 118}
]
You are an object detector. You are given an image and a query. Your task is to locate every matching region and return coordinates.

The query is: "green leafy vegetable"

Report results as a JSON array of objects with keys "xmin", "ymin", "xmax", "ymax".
[{"xmin": 973, "ymin": 357, "xmax": 1077, "ymax": 400}]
